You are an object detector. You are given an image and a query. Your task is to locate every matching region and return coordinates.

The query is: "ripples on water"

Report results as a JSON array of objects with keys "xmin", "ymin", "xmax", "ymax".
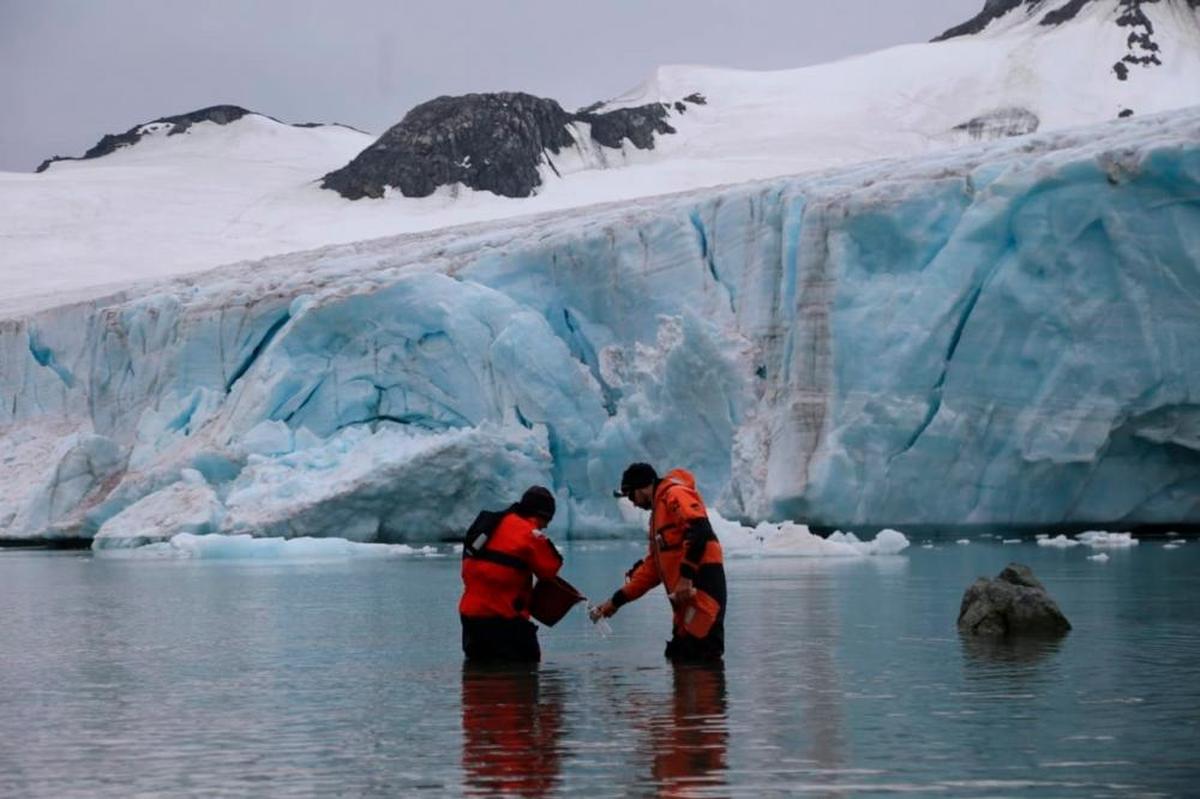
[{"xmin": 1, "ymin": 540, "xmax": 1197, "ymax": 797}]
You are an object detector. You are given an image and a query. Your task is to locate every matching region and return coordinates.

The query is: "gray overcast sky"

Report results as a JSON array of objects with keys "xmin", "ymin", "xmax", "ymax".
[{"xmin": 0, "ymin": 0, "xmax": 984, "ymax": 172}]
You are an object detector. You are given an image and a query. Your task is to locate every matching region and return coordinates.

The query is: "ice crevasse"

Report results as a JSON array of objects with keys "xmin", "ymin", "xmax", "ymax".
[{"xmin": 1, "ymin": 108, "xmax": 1198, "ymax": 545}]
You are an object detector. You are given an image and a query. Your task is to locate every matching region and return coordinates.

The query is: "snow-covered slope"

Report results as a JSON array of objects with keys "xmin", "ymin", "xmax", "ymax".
[
  {"xmin": 3, "ymin": 0, "xmax": 1199, "ymax": 305},
  {"xmin": 2, "ymin": 107, "xmax": 1197, "ymax": 543},
  {"xmin": 0, "ymin": 113, "xmax": 374, "ymax": 307}
]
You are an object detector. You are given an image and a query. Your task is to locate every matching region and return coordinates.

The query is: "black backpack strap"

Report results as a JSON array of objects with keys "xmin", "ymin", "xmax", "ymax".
[
  {"xmin": 470, "ymin": 548, "xmax": 531, "ymax": 572},
  {"xmin": 463, "ymin": 510, "xmax": 504, "ymax": 556},
  {"xmin": 463, "ymin": 508, "xmax": 530, "ymax": 573}
]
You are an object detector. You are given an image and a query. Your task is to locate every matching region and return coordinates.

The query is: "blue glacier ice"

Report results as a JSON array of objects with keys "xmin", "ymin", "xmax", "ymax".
[{"xmin": 1, "ymin": 108, "xmax": 1198, "ymax": 544}]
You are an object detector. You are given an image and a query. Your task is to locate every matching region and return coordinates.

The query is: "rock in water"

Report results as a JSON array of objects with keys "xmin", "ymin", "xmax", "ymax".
[{"xmin": 957, "ymin": 563, "xmax": 1071, "ymax": 637}]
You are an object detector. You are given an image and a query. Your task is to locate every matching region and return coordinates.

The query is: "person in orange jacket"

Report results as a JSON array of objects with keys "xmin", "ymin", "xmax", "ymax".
[
  {"xmin": 590, "ymin": 463, "xmax": 727, "ymax": 662},
  {"xmin": 460, "ymin": 485, "xmax": 563, "ymax": 663}
]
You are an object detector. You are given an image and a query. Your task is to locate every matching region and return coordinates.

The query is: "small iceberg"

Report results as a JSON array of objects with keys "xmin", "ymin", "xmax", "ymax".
[
  {"xmin": 93, "ymin": 532, "xmax": 439, "ymax": 560},
  {"xmin": 714, "ymin": 512, "xmax": 909, "ymax": 557},
  {"xmin": 1038, "ymin": 531, "xmax": 1138, "ymax": 550},
  {"xmin": 1038, "ymin": 535, "xmax": 1083, "ymax": 549},
  {"xmin": 1076, "ymin": 531, "xmax": 1138, "ymax": 549}
]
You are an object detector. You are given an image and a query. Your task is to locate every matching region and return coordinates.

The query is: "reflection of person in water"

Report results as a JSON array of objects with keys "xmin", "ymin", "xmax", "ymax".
[
  {"xmin": 645, "ymin": 664, "xmax": 729, "ymax": 797},
  {"xmin": 460, "ymin": 664, "xmax": 564, "ymax": 798}
]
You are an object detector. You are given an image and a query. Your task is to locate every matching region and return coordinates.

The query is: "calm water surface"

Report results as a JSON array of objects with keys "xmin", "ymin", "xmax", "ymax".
[{"xmin": 1, "ymin": 539, "xmax": 1198, "ymax": 797}]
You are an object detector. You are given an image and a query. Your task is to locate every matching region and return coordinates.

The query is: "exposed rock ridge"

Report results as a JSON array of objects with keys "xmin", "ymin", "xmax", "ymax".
[
  {"xmin": 321, "ymin": 91, "xmax": 703, "ymax": 201},
  {"xmin": 934, "ymin": 0, "xmax": 1199, "ymax": 41},
  {"xmin": 934, "ymin": 0, "xmax": 1033, "ymax": 41},
  {"xmin": 1113, "ymin": 0, "xmax": 1165, "ymax": 79},
  {"xmin": 36, "ymin": 105, "xmax": 358, "ymax": 173}
]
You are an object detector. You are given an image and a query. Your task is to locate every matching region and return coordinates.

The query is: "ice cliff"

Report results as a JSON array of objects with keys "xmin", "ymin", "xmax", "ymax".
[{"xmin": 2, "ymin": 108, "xmax": 1198, "ymax": 544}]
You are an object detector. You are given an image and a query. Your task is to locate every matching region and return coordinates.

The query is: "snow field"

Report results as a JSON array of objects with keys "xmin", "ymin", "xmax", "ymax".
[{"xmin": 3, "ymin": 0, "xmax": 1199, "ymax": 306}]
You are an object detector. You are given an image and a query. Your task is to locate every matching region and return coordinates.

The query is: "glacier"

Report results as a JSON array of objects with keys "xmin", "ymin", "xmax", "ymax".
[{"xmin": 1, "ymin": 107, "xmax": 1198, "ymax": 544}]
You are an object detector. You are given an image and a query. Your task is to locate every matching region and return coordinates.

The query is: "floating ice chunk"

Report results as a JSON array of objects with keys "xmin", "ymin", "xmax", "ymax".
[
  {"xmin": 714, "ymin": 511, "xmax": 909, "ymax": 557},
  {"xmin": 921, "ymin": 543, "xmax": 935, "ymax": 549},
  {"xmin": 95, "ymin": 532, "xmax": 435, "ymax": 559},
  {"xmin": 1088, "ymin": 553, "xmax": 1110, "ymax": 562},
  {"xmin": 1037, "ymin": 535, "xmax": 1082, "ymax": 548},
  {"xmin": 1077, "ymin": 531, "xmax": 1138, "ymax": 549},
  {"xmin": 1003, "ymin": 538, "xmax": 1021, "ymax": 544},
  {"xmin": 956, "ymin": 539, "xmax": 971, "ymax": 545},
  {"xmin": 829, "ymin": 528, "xmax": 911, "ymax": 555},
  {"xmin": 1037, "ymin": 531, "xmax": 1138, "ymax": 549},
  {"xmin": 1164, "ymin": 542, "xmax": 1183, "ymax": 550}
]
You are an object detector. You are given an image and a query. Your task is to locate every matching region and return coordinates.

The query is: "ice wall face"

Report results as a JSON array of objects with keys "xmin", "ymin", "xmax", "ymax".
[
  {"xmin": 2, "ymin": 110, "xmax": 1198, "ymax": 542},
  {"xmin": 804, "ymin": 143, "xmax": 1200, "ymax": 526}
]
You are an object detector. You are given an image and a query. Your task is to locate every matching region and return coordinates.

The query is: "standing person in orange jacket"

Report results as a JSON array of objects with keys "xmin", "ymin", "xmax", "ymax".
[
  {"xmin": 589, "ymin": 463, "xmax": 727, "ymax": 662},
  {"xmin": 460, "ymin": 486, "xmax": 563, "ymax": 663}
]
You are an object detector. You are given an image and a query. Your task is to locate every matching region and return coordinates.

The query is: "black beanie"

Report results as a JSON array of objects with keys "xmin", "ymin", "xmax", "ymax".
[
  {"xmin": 619, "ymin": 463, "xmax": 658, "ymax": 496},
  {"xmin": 517, "ymin": 485, "xmax": 556, "ymax": 521}
]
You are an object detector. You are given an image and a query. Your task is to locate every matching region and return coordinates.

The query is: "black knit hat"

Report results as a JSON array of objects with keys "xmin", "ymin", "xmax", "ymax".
[
  {"xmin": 517, "ymin": 485, "xmax": 556, "ymax": 521},
  {"xmin": 618, "ymin": 463, "xmax": 658, "ymax": 497}
]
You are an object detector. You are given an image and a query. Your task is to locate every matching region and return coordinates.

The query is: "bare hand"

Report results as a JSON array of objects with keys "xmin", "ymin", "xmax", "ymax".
[{"xmin": 589, "ymin": 600, "xmax": 617, "ymax": 621}]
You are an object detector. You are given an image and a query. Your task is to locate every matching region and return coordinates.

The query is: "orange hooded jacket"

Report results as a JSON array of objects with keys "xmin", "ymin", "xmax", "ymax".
[{"xmin": 612, "ymin": 469, "xmax": 725, "ymax": 638}]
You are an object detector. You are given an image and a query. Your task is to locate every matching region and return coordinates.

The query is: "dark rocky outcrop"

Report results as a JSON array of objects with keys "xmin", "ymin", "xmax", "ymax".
[
  {"xmin": 577, "ymin": 103, "xmax": 673, "ymax": 151},
  {"xmin": 1112, "ymin": 0, "xmax": 1168, "ymax": 79},
  {"xmin": 321, "ymin": 91, "xmax": 701, "ymax": 201},
  {"xmin": 957, "ymin": 563, "xmax": 1072, "ymax": 637},
  {"xmin": 934, "ymin": 0, "xmax": 1029, "ymax": 40},
  {"xmin": 36, "ymin": 105, "xmax": 354, "ymax": 173},
  {"xmin": 935, "ymin": 0, "xmax": 1199, "ymax": 42},
  {"xmin": 322, "ymin": 93, "xmax": 574, "ymax": 200},
  {"xmin": 1040, "ymin": 0, "xmax": 1095, "ymax": 26}
]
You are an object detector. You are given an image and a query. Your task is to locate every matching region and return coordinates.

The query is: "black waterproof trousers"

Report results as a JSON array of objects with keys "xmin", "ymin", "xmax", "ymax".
[
  {"xmin": 461, "ymin": 615, "xmax": 541, "ymax": 663},
  {"xmin": 665, "ymin": 561, "xmax": 726, "ymax": 663}
]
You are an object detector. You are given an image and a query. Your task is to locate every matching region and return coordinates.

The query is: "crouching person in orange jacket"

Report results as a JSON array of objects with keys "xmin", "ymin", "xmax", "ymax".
[
  {"xmin": 460, "ymin": 486, "xmax": 563, "ymax": 663},
  {"xmin": 590, "ymin": 463, "xmax": 727, "ymax": 662}
]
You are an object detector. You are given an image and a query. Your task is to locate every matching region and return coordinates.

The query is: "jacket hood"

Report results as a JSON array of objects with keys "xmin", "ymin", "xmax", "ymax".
[{"xmin": 659, "ymin": 468, "xmax": 698, "ymax": 492}]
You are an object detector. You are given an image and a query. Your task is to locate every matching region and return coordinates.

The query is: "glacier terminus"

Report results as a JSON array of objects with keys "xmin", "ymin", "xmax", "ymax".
[{"xmin": 1, "ymin": 107, "xmax": 1197, "ymax": 546}]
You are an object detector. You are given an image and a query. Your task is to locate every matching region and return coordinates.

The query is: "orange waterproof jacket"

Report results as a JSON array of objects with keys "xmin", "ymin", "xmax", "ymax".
[
  {"xmin": 460, "ymin": 511, "xmax": 563, "ymax": 620},
  {"xmin": 612, "ymin": 469, "xmax": 725, "ymax": 636}
]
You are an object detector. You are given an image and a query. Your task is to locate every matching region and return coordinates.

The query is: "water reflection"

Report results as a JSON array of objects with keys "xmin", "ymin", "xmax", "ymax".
[
  {"xmin": 799, "ymin": 583, "xmax": 846, "ymax": 790},
  {"xmin": 960, "ymin": 635, "xmax": 1064, "ymax": 669},
  {"xmin": 959, "ymin": 635, "xmax": 1064, "ymax": 707},
  {"xmin": 640, "ymin": 664, "xmax": 729, "ymax": 798},
  {"xmin": 461, "ymin": 664, "xmax": 565, "ymax": 798}
]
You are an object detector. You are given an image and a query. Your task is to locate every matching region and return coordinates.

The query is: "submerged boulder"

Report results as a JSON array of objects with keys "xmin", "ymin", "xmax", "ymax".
[{"xmin": 957, "ymin": 563, "xmax": 1071, "ymax": 637}]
